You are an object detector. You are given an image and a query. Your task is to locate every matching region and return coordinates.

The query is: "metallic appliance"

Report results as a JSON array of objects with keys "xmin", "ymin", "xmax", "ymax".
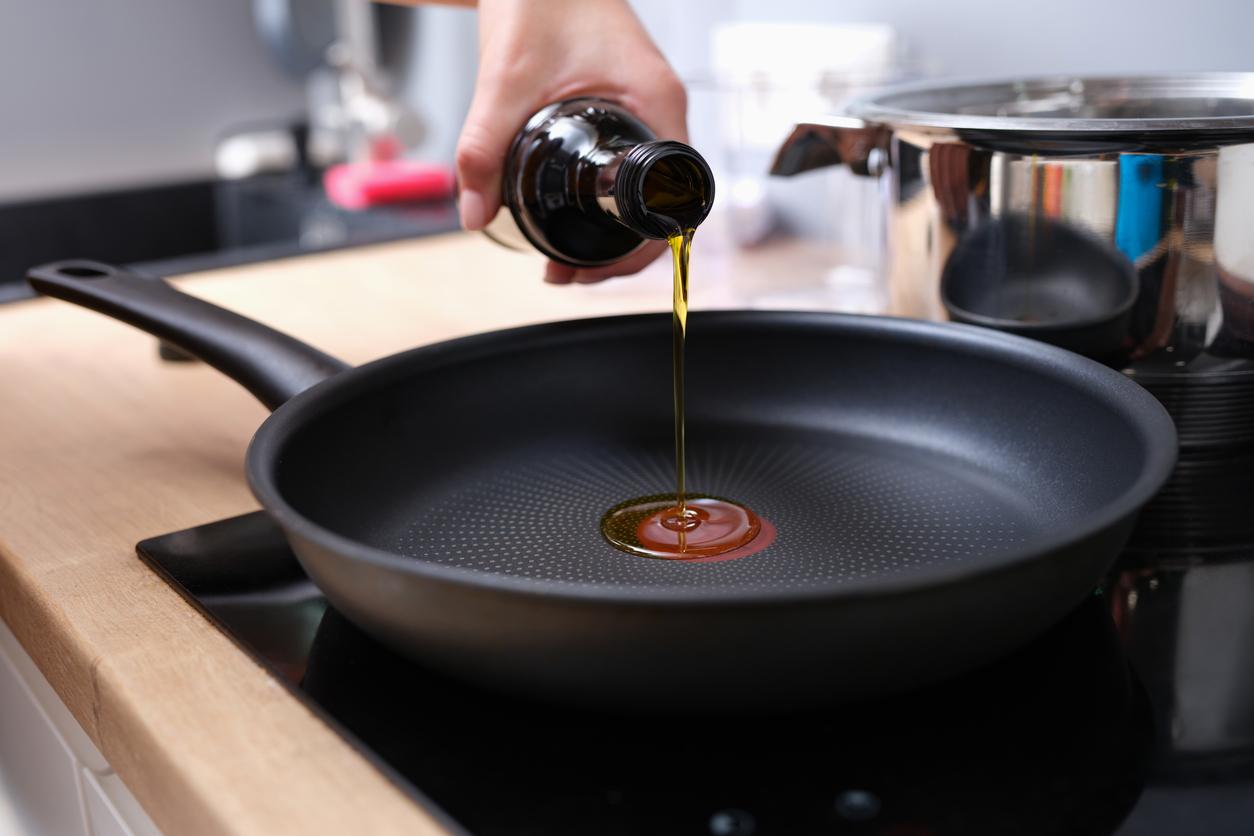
[{"xmin": 772, "ymin": 73, "xmax": 1254, "ymax": 453}]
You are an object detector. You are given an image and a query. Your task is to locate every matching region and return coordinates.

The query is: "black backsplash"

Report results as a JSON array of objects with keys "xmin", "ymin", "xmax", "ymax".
[{"xmin": 0, "ymin": 180, "xmax": 217, "ymax": 300}]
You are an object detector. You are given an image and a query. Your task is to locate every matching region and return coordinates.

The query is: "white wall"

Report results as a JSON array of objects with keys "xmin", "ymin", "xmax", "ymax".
[
  {"xmin": 632, "ymin": 0, "xmax": 1254, "ymax": 80},
  {"xmin": 0, "ymin": 1, "xmax": 477, "ymax": 203},
  {"xmin": 0, "ymin": 0, "xmax": 305, "ymax": 202},
  {"xmin": 398, "ymin": 0, "xmax": 1254, "ymax": 178},
  {"xmin": 2, "ymin": 0, "xmax": 1250, "ymax": 204},
  {"xmin": 393, "ymin": 4, "xmax": 477, "ymax": 165}
]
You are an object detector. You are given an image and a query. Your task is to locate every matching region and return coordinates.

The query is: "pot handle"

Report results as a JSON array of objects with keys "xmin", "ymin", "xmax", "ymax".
[
  {"xmin": 769, "ymin": 116, "xmax": 889, "ymax": 178},
  {"xmin": 27, "ymin": 260, "xmax": 349, "ymax": 411}
]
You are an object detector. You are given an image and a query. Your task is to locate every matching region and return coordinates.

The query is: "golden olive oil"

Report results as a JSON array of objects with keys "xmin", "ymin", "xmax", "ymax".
[
  {"xmin": 669, "ymin": 228, "xmax": 694, "ymax": 519},
  {"xmin": 598, "ymin": 140, "xmax": 766, "ymax": 560},
  {"xmin": 600, "ymin": 219, "xmax": 765, "ymax": 560}
]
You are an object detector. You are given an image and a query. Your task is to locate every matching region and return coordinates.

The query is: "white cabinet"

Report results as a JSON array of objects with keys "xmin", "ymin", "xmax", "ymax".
[
  {"xmin": 81, "ymin": 770, "xmax": 137, "ymax": 836},
  {"xmin": 0, "ymin": 619, "xmax": 160, "ymax": 836},
  {"xmin": 0, "ymin": 648, "xmax": 86, "ymax": 835}
]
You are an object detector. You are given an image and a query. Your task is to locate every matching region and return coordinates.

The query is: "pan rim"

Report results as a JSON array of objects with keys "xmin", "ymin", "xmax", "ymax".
[{"xmin": 245, "ymin": 310, "xmax": 1177, "ymax": 605}]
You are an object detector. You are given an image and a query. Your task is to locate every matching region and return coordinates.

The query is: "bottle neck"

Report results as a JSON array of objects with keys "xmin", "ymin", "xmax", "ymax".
[{"xmin": 593, "ymin": 140, "xmax": 715, "ymax": 239}]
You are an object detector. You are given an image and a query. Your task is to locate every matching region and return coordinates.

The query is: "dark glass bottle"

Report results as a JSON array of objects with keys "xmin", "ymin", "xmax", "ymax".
[{"xmin": 485, "ymin": 98, "xmax": 715, "ymax": 267}]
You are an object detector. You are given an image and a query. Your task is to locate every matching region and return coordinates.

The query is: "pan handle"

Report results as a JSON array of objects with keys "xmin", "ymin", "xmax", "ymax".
[
  {"xmin": 769, "ymin": 116, "xmax": 889, "ymax": 178},
  {"xmin": 27, "ymin": 260, "xmax": 349, "ymax": 411}
]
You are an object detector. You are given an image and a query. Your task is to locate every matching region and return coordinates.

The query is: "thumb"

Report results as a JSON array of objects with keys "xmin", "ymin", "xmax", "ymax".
[{"xmin": 455, "ymin": 77, "xmax": 529, "ymax": 232}]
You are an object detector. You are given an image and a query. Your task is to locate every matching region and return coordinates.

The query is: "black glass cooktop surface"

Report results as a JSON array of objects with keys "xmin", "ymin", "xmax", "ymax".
[{"xmin": 138, "ymin": 513, "xmax": 1254, "ymax": 835}]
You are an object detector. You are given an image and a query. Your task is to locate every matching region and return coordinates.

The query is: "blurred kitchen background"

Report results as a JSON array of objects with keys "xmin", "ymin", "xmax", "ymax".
[{"xmin": 3, "ymin": 0, "xmax": 1252, "ymax": 304}]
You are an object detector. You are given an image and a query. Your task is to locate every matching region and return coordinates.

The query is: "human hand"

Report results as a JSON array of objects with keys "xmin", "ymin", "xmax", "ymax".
[{"xmin": 457, "ymin": 0, "xmax": 687, "ymax": 283}]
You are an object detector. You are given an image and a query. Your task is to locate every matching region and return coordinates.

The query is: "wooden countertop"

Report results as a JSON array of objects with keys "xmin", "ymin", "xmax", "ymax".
[{"xmin": 0, "ymin": 233, "xmax": 697, "ymax": 835}]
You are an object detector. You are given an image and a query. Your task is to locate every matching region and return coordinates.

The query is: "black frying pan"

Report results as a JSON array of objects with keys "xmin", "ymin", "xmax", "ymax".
[{"xmin": 28, "ymin": 260, "xmax": 1176, "ymax": 710}]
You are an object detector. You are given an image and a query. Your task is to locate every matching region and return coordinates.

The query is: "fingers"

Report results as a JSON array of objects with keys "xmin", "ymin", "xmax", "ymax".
[
  {"xmin": 542, "ymin": 241, "xmax": 668, "ymax": 285},
  {"xmin": 639, "ymin": 70, "xmax": 691, "ymax": 143},
  {"xmin": 600, "ymin": 11, "xmax": 689, "ymax": 143},
  {"xmin": 459, "ymin": 0, "xmax": 689, "ymax": 283},
  {"xmin": 456, "ymin": 49, "xmax": 538, "ymax": 231},
  {"xmin": 455, "ymin": 109, "xmax": 507, "ymax": 231},
  {"xmin": 544, "ymin": 262, "xmax": 576, "ymax": 284}
]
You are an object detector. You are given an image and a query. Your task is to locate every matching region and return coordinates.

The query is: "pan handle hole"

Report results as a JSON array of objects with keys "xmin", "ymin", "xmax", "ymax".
[{"xmin": 58, "ymin": 265, "xmax": 110, "ymax": 279}]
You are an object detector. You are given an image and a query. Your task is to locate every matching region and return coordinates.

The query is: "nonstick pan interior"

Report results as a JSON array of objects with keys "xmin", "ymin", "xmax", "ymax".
[{"xmin": 267, "ymin": 312, "xmax": 1169, "ymax": 599}]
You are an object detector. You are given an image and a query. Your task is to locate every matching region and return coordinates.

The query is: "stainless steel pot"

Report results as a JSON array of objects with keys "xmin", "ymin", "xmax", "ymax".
[
  {"xmin": 1109, "ymin": 546, "xmax": 1254, "ymax": 778},
  {"xmin": 772, "ymin": 74, "xmax": 1254, "ymax": 451}
]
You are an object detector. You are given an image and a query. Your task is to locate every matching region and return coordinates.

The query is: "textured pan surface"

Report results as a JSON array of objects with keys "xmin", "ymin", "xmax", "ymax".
[
  {"xmin": 395, "ymin": 433, "xmax": 1037, "ymax": 591},
  {"xmin": 254, "ymin": 312, "xmax": 1176, "ymax": 601}
]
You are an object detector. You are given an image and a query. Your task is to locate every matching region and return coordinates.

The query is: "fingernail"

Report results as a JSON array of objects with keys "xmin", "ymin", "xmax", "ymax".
[
  {"xmin": 544, "ymin": 262, "xmax": 573, "ymax": 284},
  {"xmin": 573, "ymin": 271, "xmax": 607, "ymax": 284},
  {"xmin": 459, "ymin": 189, "xmax": 487, "ymax": 231}
]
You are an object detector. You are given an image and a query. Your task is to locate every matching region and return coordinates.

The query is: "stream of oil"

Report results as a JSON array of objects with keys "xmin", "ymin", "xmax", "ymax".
[
  {"xmin": 600, "ymin": 226, "xmax": 765, "ymax": 560},
  {"xmin": 670, "ymin": 228, "xmax": 693, "ymax": 514}
]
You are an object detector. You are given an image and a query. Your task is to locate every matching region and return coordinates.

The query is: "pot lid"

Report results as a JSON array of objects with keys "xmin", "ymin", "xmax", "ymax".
[{"xmin": 847, "ymin": 73, "xmax": 1254, "ymax": 133}]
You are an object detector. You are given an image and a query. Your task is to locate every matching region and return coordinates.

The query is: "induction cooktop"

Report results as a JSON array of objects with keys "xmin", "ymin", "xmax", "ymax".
[{"xmin": 137, "ymin": 511, "xmax": 1254, "ymax": 835}]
